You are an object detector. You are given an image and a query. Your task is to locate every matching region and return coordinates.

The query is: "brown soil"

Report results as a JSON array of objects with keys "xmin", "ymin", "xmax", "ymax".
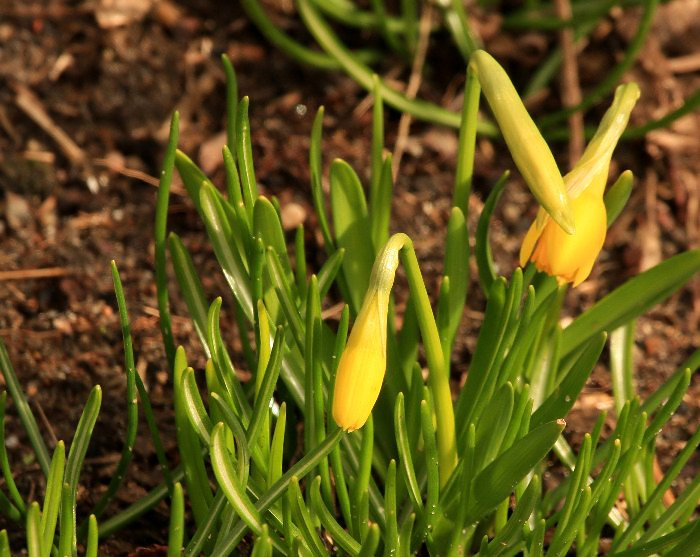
[{"xmin": 0, "ymin": 1, "xmax": 698, "ymax": 553}]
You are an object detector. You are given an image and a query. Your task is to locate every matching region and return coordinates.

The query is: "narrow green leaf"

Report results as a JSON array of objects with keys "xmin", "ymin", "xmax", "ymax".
[
  {"xmin": 310, "ymin": 476, "xmax": 360, "ymax": 555},
  {"xmin": 441, "ymin": 207, "xmax": 469, "ymax": 359},
  {"xmin": 330, "ymin": 158, "xmax": 374, "ymax": 311},
  {"xmin": 488, "ymin": 475, "xmax": 540, "ymax": 553},
  {"xmin": 169, "ymin": 233, "xmax": 211, "ymax": 356},
  {"xmin": 531, "ymin": 332, "xmax": 606, "ymax": 428},
  {"xmin": 154, "ymin": 111, "xmax": 179, "ymax": 368},
  {"xmin": 357, "ymin": 523, "xmax": 381, "ymax": 557},
  {"xmin": 247, "ymin": 326, "xmax": 284, "ymax": 448},
  {"xmin": 317, "ymin": 248, "xmax": 345, "ymax": 300},
  {"xmin": 454, "ymin": 65, "xmax": 480, "ymax": 213},
  {"xmin": 236, "ymin": 97, "xmax": 258, "ymax": 221},
  {"xmin": 0, "ymin": 392, "xmax": 25, "ymax": 513},
  {"xmin": 167, "ymin": 483, "xmax": 185, "ymax": 557},
  {"xmin": 254, "ymin": 196, "xmax": 294, "ymax": 283},
  {"xmin": 40, "ymin": 441, "xmax": 65, "ymax": 557},
  {"xmin": 221, "ymin": 54, "xmax": 238, "ymax": 151},
  {"xmin": 251, "ymin": 525, "xmax": 273, "ymax": 557},
  {"xmin": 26, "ymin": 502, "xmax": 41, "ymax": 557},
  {"xmin": 0, "ymin": 530, "xmax": 10, "ymax": 557},
  {"xmin": 384, "ymin": 460, "xmax": 398, "ymax": 557},
  {"xmin": 174, "ymin": 149, "xmax": 213, "ymax": 213},
  {"xmin": 289, "ymin": 477, "xmax": 326, "ymax": 556},
  {"xmin": 475, "ymin": 171, "xmax": 508, "ymax": 293},
  {"xmin": 394, "ymin": 394, "xmax": 423, "ymax": 513},
  {"xmin": 561, "ymin": 250, "xmax": 700, "ymax": 358},
  {"xmin": 85, "ymin": 515, "xmax": 98, "ymax": 557},
  {"xmin": 210, "ymin": 423, "xmax": 263, "ymax": 534},
  {"xmin": 473, "ymin": 382, "xmax": 514, "ymax": 473},
  {"xmin": 605, "ymin": 170, "xmax": 634, "ymax": 226},
  {"xmin": 173, "ymin": 347, "xmax": 212, "ymax": 526},
  {"xmin": 467, "ymin": 419, "xmax": 565, "ymax": 520},
  {"xmin": 211, "ymin": 429, "xmax": 344, "ymax": 556},
  {"xmin": 200, "ymin": 183, "xmax": 253, "ymax": 321},
  {"xmin": 309, "ymin": 107, "xmax": 335, "ymax": 251},
  {"xmin": 0, "ymin": 341, "xmax": 51, "ymax": 474},
  {"xmin": 88, "ymin": 262, "xmax": 140, "ymax": 524},
  {"xmin": 61, "ymin": 386, "xmax": 102, "ymax": 557},
  {"xmin": 267, "ymin": 402, "xmax": 286, "ymax": 488},
  {"xmin": 180, "ymin": 367, "xmax": 213, "ymax": 445}
]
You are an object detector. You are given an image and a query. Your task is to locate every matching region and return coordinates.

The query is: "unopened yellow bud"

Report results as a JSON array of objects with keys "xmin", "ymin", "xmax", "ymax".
[
  {"xmin": 470, "ymin": 50, "xmax": 575, "ymax": 234},
  {"xmin": 519, "ymin": 83, "xmax": 639, "ymax": 287},
  {"xmin": 332, "ymin": 237, "xmax": 402, "ymax": 431},
  {"xmin": 527, "ymin": 190, "xmax": 607, "ymax": 286}
]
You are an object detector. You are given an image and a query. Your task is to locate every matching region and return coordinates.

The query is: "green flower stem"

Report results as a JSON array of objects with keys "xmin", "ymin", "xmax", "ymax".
[
  {"xmin": 296, "ymin": 0, "xmax": 498, "ymax": 136},
  {"xmin": 453, "ymin": 65, "xmax": 480, "ymax": 214},
  {"xmin": 395, "ymin": 235, "xmax": 457, "ymax": 485}
]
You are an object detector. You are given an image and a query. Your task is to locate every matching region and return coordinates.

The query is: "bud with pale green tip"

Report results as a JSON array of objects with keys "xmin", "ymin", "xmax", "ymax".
[
  {"xmin": 332, "ymin": 236, "xmax": 402, "ymax": 431},
  {"xmin": 469, "ymin": 50, "xmax": 575, "ymax": 234},
  {"xmin": 520, "ymin": 83, "xmax": 640, "ymax": 286}
]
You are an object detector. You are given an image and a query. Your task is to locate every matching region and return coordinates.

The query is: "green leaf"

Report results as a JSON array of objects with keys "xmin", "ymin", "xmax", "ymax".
[
  {"xmin": 169, "ymin": 233, "xmax": 211, "ymax": 356},
  {"xmin": 210, "ymin": 423, "xmax": 263, "ymax": 535},
  {"xmin": 473, "ymin": 382, "xmax": 514, "ymax": 473},
  {"xmin": 247, "ymin": 326, "xmax": 284, "ymax": 450},
  {"xmin": 0, "ymin": 341, "xmax": 51, "ymax": 475},
  {"xmin": 200, "ymin": 183, "xmax": 254, "ymax": 321},
  {"xmin": 167, "ymin": 483, "xmax": 185, "ymax": 557},
  {"xmin": 174, "ymin": 149, "xmax": 213, "ymax": 214},
  {"xmin": 154, "ymin": 111, "xmax": 179, "ymax": 368},
  {"xmin": 173, "ymin": 347, "xmax": 212, "ymax": 526},
  {"xmin": 467, "ymin": 419, "xmax": 565, "ymax": 520},
  {"xmin": 440, "ymin": 207, "xmax": 469, "ymax": 358},
  {"xmin": 221, "ymin": 54, "xmax": 238, "ymax": 150},
  {"xmin": 357, "ymin": 523, "xmax": 381, "ymax": 557},
  {"xmin": 289, "ymin": 477, "xmax": 326, "ymax": 556},
  {"xmin": 531, "ymin": 332, "xmax": 606, "ymax": 428},
  {"xmin": 40, "ymin": 441, "xmax": 64, "ymax": 557},
  {"xmin": 0, "ymin": 530, "xmax": 10, "ymax": 557},
  {"xmin": 605, "ymin": 170, "xmax": 633, "ymax": 226},
  {"xmin": 370, "ymin": 154, "xmax": 393, "ymax": 252},
  {"xmin": 254, "ymin": 196, "xmax": 294, "ymax": 284},
  {"xmin": 0, "ymin": 392, "xmax": 25, "ymax": 513},
  {"xmin": 394, "ymin": 393, "xmax": 423, "ymax": 513},
  {"xmin": 330, "ymin": 158, "xmax": 374, "ymax": 311},
  {"xmin": 236, "ymin": 97, "xmax": 258, "ymax": 221},
  {"xmin": 561, "ymin": 250, "xmax": 700, "ymax": 358},
  {"xmin": 85, "ymin": 515, "xmax": 98, "ymax": 557},
  {"xmin": 212, "ymin": 429, "xmax": 344, "ymax": 556},
  {"xmin": 180, "ymin": 367, "xmax": 213, "ymax": 445},
  {"xmin": 26, "ymin": 502, "xmax": 41, "ymax": 557},
  {"xmin": 487, "ymin": 475, "xmax": 540, "ymax": 553},
  {"xmin": 61, "ymin": 386, "xmax": 102, "ymax": 557},
  {"xmin": 309, "ymin": 107, "xmax": 335, "ymax": 252},
  {"xmin": 475, "ymin": 171, "xmax": 508, "ymax": 293}
]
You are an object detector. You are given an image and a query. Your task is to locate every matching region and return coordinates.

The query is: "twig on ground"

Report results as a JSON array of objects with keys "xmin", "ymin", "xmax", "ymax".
[
  {"xmin": 13, "ymin": 83, "xmax": 87, "ymax": 166},
  {"xmin": 0, "ymin": 268, "xmax": 71, "ymax": 281},
  {"xmin": 392, "ymin": 4, "xmax": 434, "ymax": 179}
]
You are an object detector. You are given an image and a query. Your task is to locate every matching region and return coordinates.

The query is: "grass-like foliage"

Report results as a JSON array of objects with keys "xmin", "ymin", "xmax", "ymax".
[{"xmin": 0, "ymin": 50, "xmax": 699, "ymax": 556}]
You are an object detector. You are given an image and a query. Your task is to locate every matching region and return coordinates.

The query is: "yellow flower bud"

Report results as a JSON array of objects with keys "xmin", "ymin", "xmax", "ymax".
[
  {"xmin": 470, "ymin": 50, "xmax": 575, "ymax": 234},
  {"xmin": 332, "ymin": 237, "xmax": 401, "ymax": 431},
  {"xmin": 526, "ymin": 190, "xmax": 607, "ymax": 286},
  {"xmin": 520, "ymin": 83, "xmax": 640, "ymax": 286}
]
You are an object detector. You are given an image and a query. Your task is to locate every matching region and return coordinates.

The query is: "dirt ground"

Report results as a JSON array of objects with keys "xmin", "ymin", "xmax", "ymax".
[{"xmin": 0, "ymin": 0, "xmax": 698, "ymax": 553}]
